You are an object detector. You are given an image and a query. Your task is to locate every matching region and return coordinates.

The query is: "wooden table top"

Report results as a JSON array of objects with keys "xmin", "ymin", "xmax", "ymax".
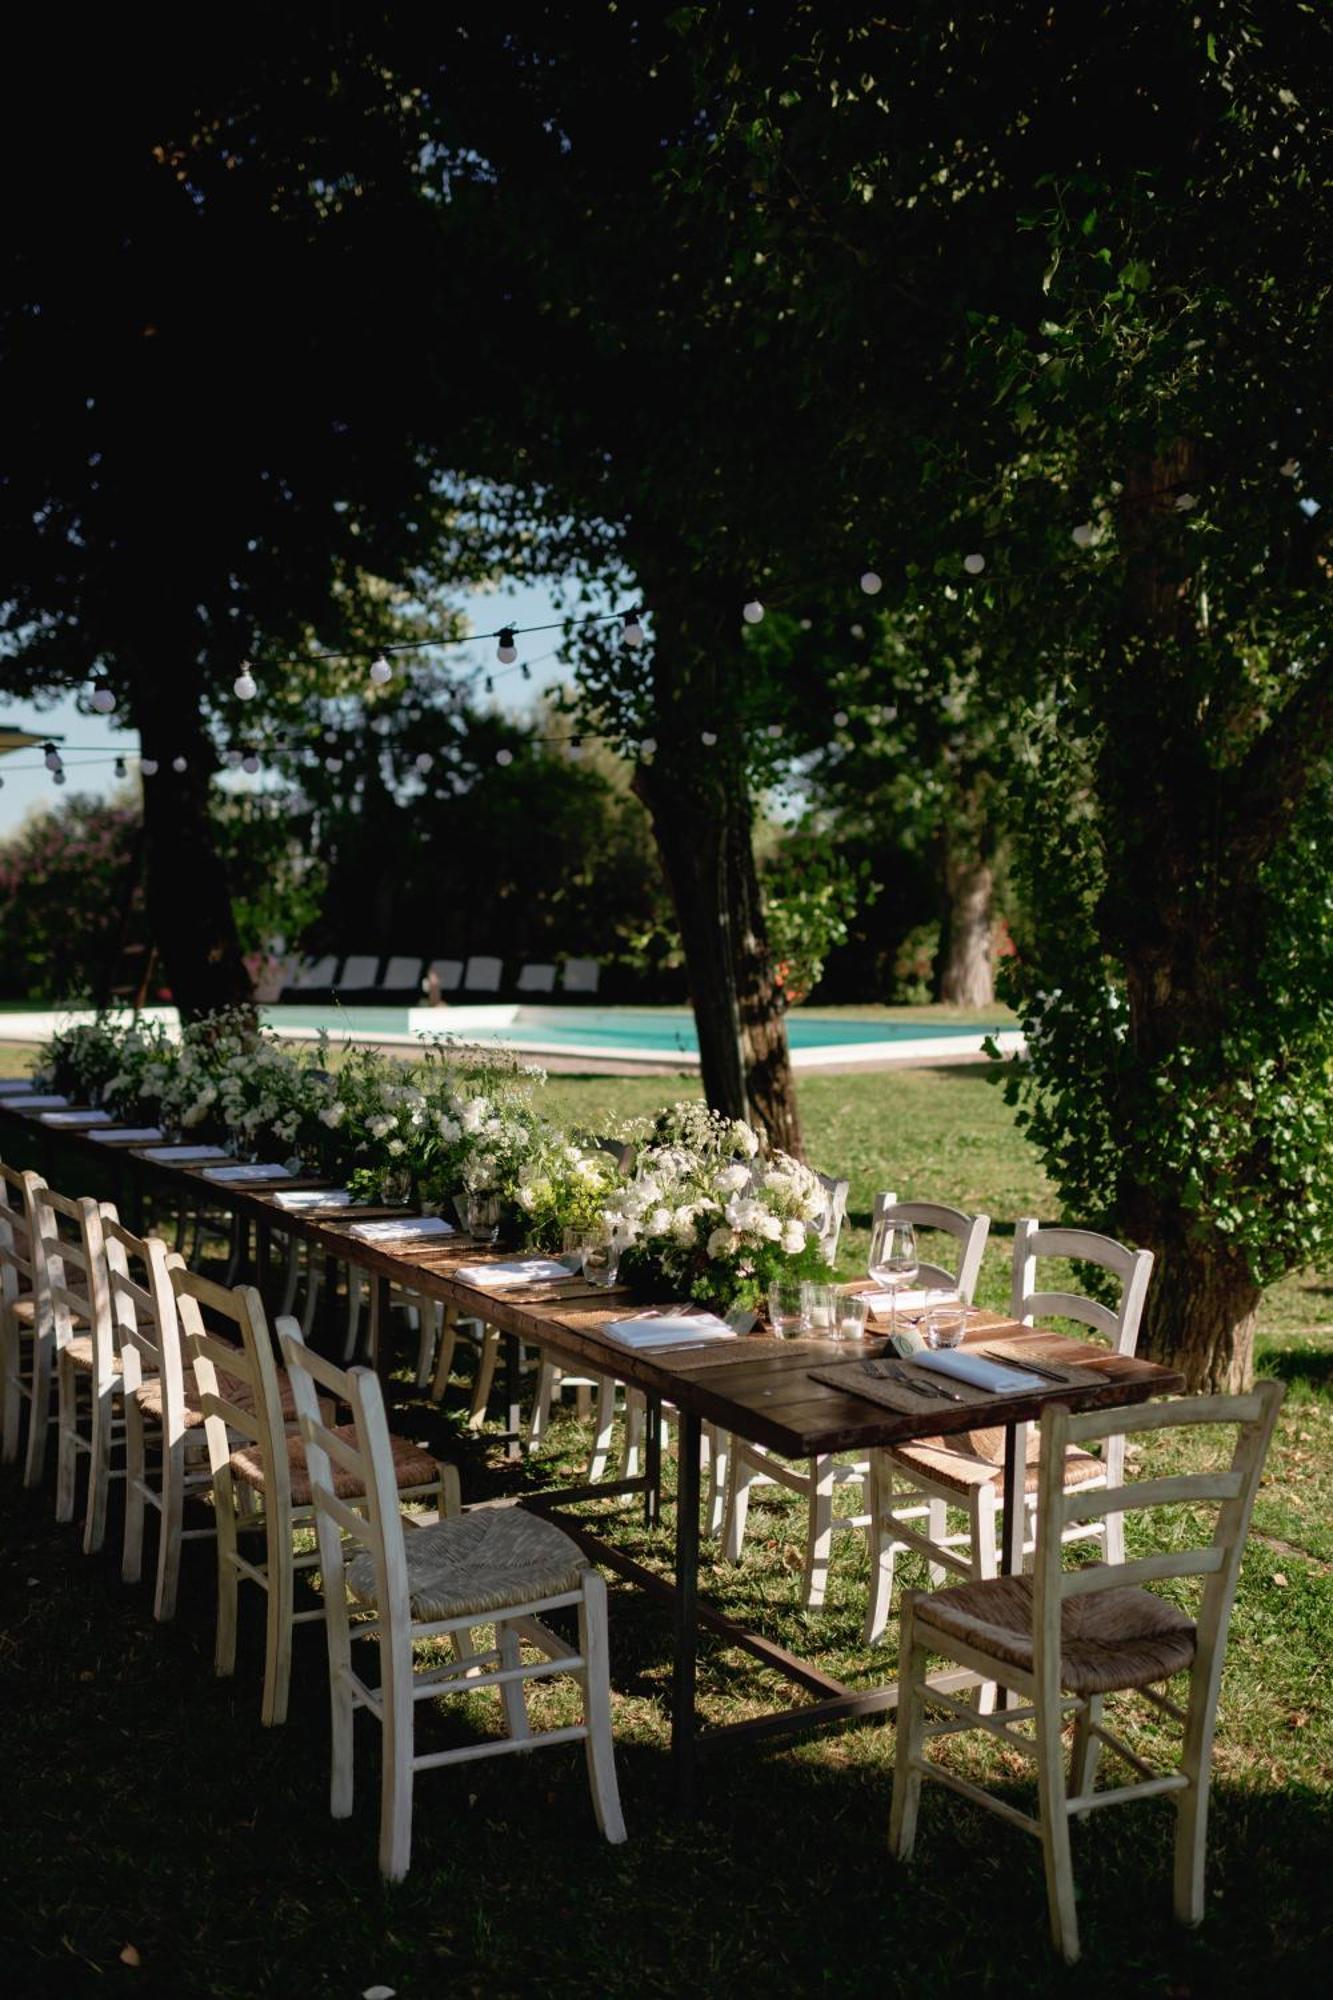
[{"xmin": 1, "ymin": 1100, "xmax": 1186, "ymax": 1457}]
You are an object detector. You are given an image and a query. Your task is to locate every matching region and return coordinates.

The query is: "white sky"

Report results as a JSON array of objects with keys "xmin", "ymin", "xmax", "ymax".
[{"xmin": 0, "ymin": 578, "xmax": 578, "ymax": 835}]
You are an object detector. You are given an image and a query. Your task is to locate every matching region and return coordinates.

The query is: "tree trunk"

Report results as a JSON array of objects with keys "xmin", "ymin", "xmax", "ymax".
[
  {"xmin": 1136, "ymin": 1226, "xmax": 1259, "ymax": 1393},
  {"xmin": 630, "ymin": 578, "xmax": 803, "ymax": 1157},
  {"xmin": 131, "ymin": 669, "xmax": 252, "ymax": 1021},
  {"xmin": 937, "ymin": 847, "xmax": 994, "ymax": 1006}
]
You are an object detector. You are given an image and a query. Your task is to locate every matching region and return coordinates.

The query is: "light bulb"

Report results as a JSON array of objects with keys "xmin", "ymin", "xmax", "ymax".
[
  {"xmin": 700, "ymin": 730, "xmax": 718, "ymax": 747},
  {"xmin": 233, "ymin": 666, "xmax": 257, "ymax": 701},
  {"xmin": 43, "ymin": 744, "xmax": 60, "ymax": 770},
  {"xmin": 568, "ymin": 737, "xmax": 584, "ymax": 759},
  {"xmin": 860, "ymin": 570, "xmax": 883, "ymax": 595},
  {"xmin": 114, "ymin": 756, "xmax": 127, "ymax": 779},
  {"xmin": 742, "ymin": 599, "xmax": 764, "ymax": 624},
  {"xmin": 963, "ymin": 552, "xmax": 986, "ymax": 574},
  {"xmin": 496, "ymin": 747, "xmax": 514, "ymax": 766},
  {"xmin": 1071, "ymin": 523, "xmax": 1095, "ymax": 548},
  {"xmin": 369, "ymin": 654, "xmax": 392, "ymax": 686},
  {"xmin": 225, "ymin": 748, "xmax": 243, "ymax": 769},
  {"xmin": 833, "ymin": 709, "xmax": 849, "ymax": 728},
  {"xmin": 519, "ymin": 661, "xmax": 531, "ymax": 681},
  {"xmin": 639, "ymin": 736, "xmax": 658, "ymax": 757},
  {"xmin": 484, "ymin": 675, "xmax": 495, "ymax": 695},
  {"xmin": 91, "ymin": 685, "xmax": 117, "ymax": 713},
  {"xmin": 623, "ymin": 613, "xmax": 645, "ymax": 647},
  {"xmin": 766, "ymin": 722, "xmax": 783, "ymax": 739},
  {"xmin": 140, "ymin": 758, "xmax": 159, "ymax": 777},
  {"xmin": 325, "ymin": 756, "xmax": 343, "ymax": 774},
  {"xmin": 172, "ymin": 755, "xmax": 188, "ymax": 773},
  {"xmin": 414, "ymin": 751, "xmax": 434, "ymax": 772},
  {"xmin": 496, "ymin": 627, "xmax": 517, "ymax": 664},
  {"xmin": 53, "ymin": 768, "xmax": 66, "ymax": 785},
  {"xmin": 242, "ymin": 753, "xmax": 260, "ymax": 774},
  {"xmin": 799, "ymin": 617, "xmax": 813, "ymax": 630}
]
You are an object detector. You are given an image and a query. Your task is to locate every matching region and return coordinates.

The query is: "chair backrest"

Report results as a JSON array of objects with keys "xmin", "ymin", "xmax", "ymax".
[
  {"xmin": 102, "ymin": 1217, "xmax": 186, "ymax": 1420},
  {"xmin": 278, "ymin": 1321, "xmax": 411, "ymax": 1633},
  {"xmin": 464, "ymin": 954, "xmax": 503, "ymax": 992},
  {"xmin": 292, "ymin": 954, "xmax": 338, "ymax": 990},
  {"xmin": 336, "ymin": 954, "xmax": 381, "ymax": 989},
  {"xmin": 381, "ymin": 955, "xmax": 423, "ymax": 989},
  {"xmin": 816, "ymin": 1172, "xmax": 850, "ymax": 1265},
  {"xmin": 0, "ymin": 1161, "xmax": 42, "ymax": 1314},
  {"xmin": 516, "ymin": 962, "xmax": 557, "ymax": 994},
  {"xmin": 1032, "ymin": 1382, "xmax": 1284, "ymax": 1715},
  {"xmin": 171, "ymin": 1268, "xmax": 290, "ymax": 1534},
  {"xmin": 30, "ymin": 1181, "xmax": 115, "ymax": 1373},
  {"xmin": 426, "ymin": 958, "xmax": 464, "ymax": 993},
  {"xmin": 562, "ymin": 957, "xmax": 600, "ymax": 994},
  {"xmin": 1011, "ymin": 1218, "xmax": 1153, "ymax": 1356},
  {"xmin": 871, "ymin": 1192, "xmax": 990, "ymax": 1303}
]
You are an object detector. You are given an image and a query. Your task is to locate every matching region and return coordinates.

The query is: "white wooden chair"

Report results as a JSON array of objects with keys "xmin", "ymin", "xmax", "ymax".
[
  {"xmin": 889, "ymin": 1381, "xmax": 1284, "ymax": 1964},
  {"xmin": 174, "ymin": 1268, "xmax": 460, "ymax": 1725},
  {"xmin": 0, "ymin": 1161, "xmax": 45, "ymax": 1472},
  {"xmin": 863, "ymin": 1218, "xmax": 1153, "ymax": 1646},
  {"xmin": 37, "ymin": 1184, "xmax": 123, "ymax": 1554},
  {"xmin": 723, "ymin": 1196, "xmax": 990, "ymax": 1610},
  {"xmin": 279, "ymin": 1323, "xmax": 627, "ymax": 1877},
  {"xmin": 516, "ymin": 961, "xmax": 557, "ymax": 994},
  {"xmin": 463, "ymin": 954, "xmax": 504, "ymax": 993}
]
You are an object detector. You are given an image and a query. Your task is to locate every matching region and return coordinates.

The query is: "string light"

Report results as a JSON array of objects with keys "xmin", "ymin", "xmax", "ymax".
[
  {"xmin": 242, "ymin": 752, "xmax": 260, "ymax": 774},
  {"xmin": 140, "ymin": 757, "xmax": 159, "ymax": 776},
  {"xmin": 639, "ymin": 735, "xmax": 658, "ymax": 757},
  {"xmin": 414, "ymin": 751, "xmax": 434, "ymax": 773},
  {"xmin": 369, "ymin": 654, "xmax": 392, "ymax": 686},
  {"xmin": 171, "ymin": 755, "xmax": 188, "ymax": 773},
  {"xmin": 860, "ymin": 570, "xmax": 883, "ymax": 595},
  {"xmin": 495, "ymin": 747, "xmax": 514, "ymax": 766},
  {"xmin": 53, "ymin": 768, "xmax": 66, "ymax": 785},
  {"xmin": 701, "ymin": 730, "xmax": 718, "ymax": 746},
  {"xmin": 225, "ymin": 749, "xmax": 244, "ymax": 769},
  {"xmin": 833, "ymin": 709, "xmax": 849, "ymax": 728},
  {"xmin": 766, "ymin": 722, "xmax": 783, "ymax": 739},
  {"xmin": 496, "ymin": 628, "xmax": 518, "ymax": 665},
  {"xmin": 1071, "ymin": 523, "xmax": 1095, "ymax": 548},
  {"xmin": 742, "ymin": 600, "xmax": 765, "ymax": 624},
  {"xmin": 114, "ymin": 756, "xmax": 127, "ymax": 779},
  {"xmin": 43, "ymin": 743, "xmax": 61, "ymax": 771},
  {"xmin": 623, "ymin": 611, "xmax": 645, "ymax": 647},
  {"xmin": 568, "ymin": 736, "xmax": 584, "ymax": 759},
  {"xmin": 233, "ymin": 663, "xmax": 258, "ymax": 701},
  {"xmin": 325, "ymin": 756, "xmax": 343, "ymax": 773},
  {"xmin": 91, "ymin": 684, "xmax": 117, "ymax": 713},
  {"xmin": 484, "ymin": 675, "xmax": 495, "ymax": 694},
  {"xmin": 963, "ymin": 553, "xmax": 986, "ymax": 574}
]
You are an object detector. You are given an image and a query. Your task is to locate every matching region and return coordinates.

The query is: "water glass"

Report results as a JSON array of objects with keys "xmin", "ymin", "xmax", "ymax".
[
  {"xmin": 801, "ymin": 1281, "xmax": 839, "ymax": 1335},
  {"xmin": 466, "ymin": 1192, "xmax": 501, "ymax": 1242},
  {"xmin": 768, "ymin": 1279, "xmax": 809, "ymax": 1337},
  {"xmin": 832, "ymin": 1294, "xmax": 871, "ymax": 1341},
  {"xmin": 925, "ymin": 1302, "xmax": 967, "ymax": 1349},
  {"xmin": 558, "ymin": 1226, "xmax": 597, "ymax": 1274},
  {"xmin": 582, "ymin": 1238, "xmax": 621, "ymax": 1288}
]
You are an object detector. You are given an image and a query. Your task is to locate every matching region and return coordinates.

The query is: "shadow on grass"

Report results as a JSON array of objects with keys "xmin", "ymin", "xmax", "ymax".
[{"xmin": 1262, "ymin": 1350, "xmax": 1333, "ymax": 1391}]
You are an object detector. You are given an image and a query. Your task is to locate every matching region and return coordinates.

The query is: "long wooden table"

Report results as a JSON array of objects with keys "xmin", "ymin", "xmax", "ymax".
[{"xmin": 1, "ymin": 1098, "xmax": 1186, "ymax": 1803}]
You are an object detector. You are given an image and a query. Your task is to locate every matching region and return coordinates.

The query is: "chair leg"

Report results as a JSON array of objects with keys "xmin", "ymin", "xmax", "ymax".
[
  {"xmin": 1173, "ymin": 1681, "xmax": 1218, "ymax": 1928},
  {"xmin": 467, "ymin": 1325, "xmax": 500, "ymax": 1429},
  {"xmin": 414, "ymin": 1299, "xmax": 441, "ymax": 1390},
  {"xmin": 1069, "ymin": 1692, "xmax": 1103, "ymax": 1807},
  {"xmin": 327, "ymin": 1586, "xmax": 356, "ymax": 1820},
  {"xmin": 23, "ymin": 1313, "xmax": 53, "ymax": 1488},
  {"xmin": 722, "ymin": 1450, "xmax": 757, "ymax": 1563},
  {"xmin": 259, "ymin": 1512, "xmax": 294, "ymax": 1728},
  {"xmin": 379, "ymin": 1623, "xmax": 417, "ymax": 1880},
  {"xmin": 82, "ymin": 1376, "xmax": 116, "ymax": 1555},
  {"xmin": 888, "ymin": 1597, "xmax": 928, "ymax": 1861},
  {"xmin": 278, "ymin": 1237, "xmax": 301, "ymax": 1317},
  {"xmin": 55, "ymin": 1356, "xmax": 80, "ymax": 1522},
  {"xmin": 429, "ymin": 1307, "xmax": 461, "ymax": 1402},
  {"xmin": 620, "ymin": 1389, "xmax": 643, "ymax": 1479},
  {"xmin": 300, "ymin": 1256, "xmax": 323, "ymax": 1340},
  {"xmin": 926, "ymin": 1497, "xmax": 949, "ymax": 1588},
  {"xmin": 343, "ymin": 1268, "xmax": 365, "ymax": 1364},
  {"xmin": 803, "ymin": 1453, "xmax": 836, "ymax": 1609},
  {"xmin": 577, "ymin": 1571, "xmax": 627, "ymax": 1843},
  {"xmin": 972, "ymin": 1482, "xmax": 1000, "ymax": 1713},
  {"xmin": 121, "ymin": 1399, "xmax": 147, "ymax": 1585},
  {"xmin": 213, "ymin": 1479, "xmax": 241, "ymax": 1678},
  {"xmin": 704, "ymin": 1425, "xmax": 730, "ymax": 1537},
  {"xmin": 528, "ymin": 1358, "xmax": 559, "ymax": 1446},
  {"xmin": 155, "ymin": 1435, "xmax": 194, "ymax": 1622},
  {"xmin": 863, "ymin": 1458, "xmax": 898, "ymax": 1645},
  {"xmin": 498, "ymin": 1625, "xmax": 531, "ymax": 1741},
  {"xmin": 585, "ymin": 1375, "xmax": 618, "ymax": 1482},
  {"xmin": 0, "ymin": 1311, "xmax": 21, "ymax": 1463},
  {"xmin": 1035, "ymin": 1674, "xmax": 1081, "ymax": 1963}
]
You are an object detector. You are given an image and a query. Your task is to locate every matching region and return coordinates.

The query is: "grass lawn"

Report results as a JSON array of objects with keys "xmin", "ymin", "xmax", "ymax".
[{"xmin": 1, "ymin": 1064, "xmax": 1330, "ymax": 1998}]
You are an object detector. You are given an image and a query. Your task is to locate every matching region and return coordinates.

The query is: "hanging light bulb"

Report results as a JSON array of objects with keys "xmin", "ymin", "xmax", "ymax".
[
  {"xmin": 484, "ymin": 674, "xmax": 495, "ymax": 695},
  {"xmin": 91, "ymin": 684, "xmax": 117, "ymax": 713},
  {"xmin": 1071, "ymin": 522, "xmax": 1095, "ymax": 548},
  {"xmin": 113, "ymin": 755, "xmax": 128, "ymax": 779},
  {"xmin": 171, "ymin": 755, "xmax": 188, "ymax": 773},
  {"xmin": 496, "ymin": 746, "xmax": 514, "ymax": 766},
  {"xmin": 42, "ymin": 742, "xmax": 60, "ymax": 770},
  {"xmin": 833, "ymin": 709, "xmax": 850, "ymax": 728},
  {"xmin": 700, "ymin": 730, "xmax": 718, "ymax": 747},
  {"xmin": 798, "ymin": 617, "xmax": 813, "ymax": 631},
  {"xmin": 639, "ymin": 735, "xmax": 658, "ymax": 757},
  {"xmin": 742, "ymin": 599, "xmax": 765, "ymax": 624},
  {"xmin": 233, "ymin": 662, "xmax": 258, "ymax": 701},
  {"xmin": 623, "ymin": 611, "xmax": 645, "ymax": 647},
  {"xmin": 963, "ymin": 552, "xmax": 986, "ymax": 574},
  {"xmin": 766, "ymin": 722, "xmax": 783, "ymax": 739},
  {"xmin": 325, "ymin": 756, "xmax": 343, "ymax": 774},
  {"xmin": 860, "ymin": 570, "xmax": 883, "ymax": 595},
  {"xmin": 369, "ymin": 653, "xmax": 392, "ymax": 686},
  {"xmin": 496, "ymin": 627, "xmax": 518, "ymax": 664},
  {"xmin": 519, "ymin": 661, "xmax": 532, "ymax": 681},
  {"xmin": 53, "ymin": 767, "xmax": 66, "ymax": 786},
  {"xmin": 568, "ymin": 736, "xmax": 584, "ymax": 759},
  {"xmin": 242, "ymin": 752, "xmax": 260, "ymax": 774},
  {"xmin": 140, "ymin": 757, "xmax": 159, "ymax": 777},
  {"xmin": 414, "ymin": 751, "xmax": 434, "ymax": 773},
  {"xmin": 225, "ymin": 748, "xmax": 244, "ymax": 769}
]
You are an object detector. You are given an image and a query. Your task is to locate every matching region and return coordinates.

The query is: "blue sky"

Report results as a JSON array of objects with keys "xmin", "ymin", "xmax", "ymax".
[{"xmin": 0, "ymin": 578, "xmax": 577, "ymax": 835}]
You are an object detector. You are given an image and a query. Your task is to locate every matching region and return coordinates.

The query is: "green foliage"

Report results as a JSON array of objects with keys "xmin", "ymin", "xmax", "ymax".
[
  {"xmin": 0, "ymin": 793, "xmax": 139, "ymax": 1002},
  {"xmin": 761, "ymin": 832, "xmax": 874, "ymax": 1004}
]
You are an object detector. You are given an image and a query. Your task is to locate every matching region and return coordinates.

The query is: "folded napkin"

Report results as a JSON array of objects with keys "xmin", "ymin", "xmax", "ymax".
[
  {"xmin": 140, "ymin": 1144, "xmax": 231, "ymax": 1164},
  {"xmin": 914, "ymin": 1349, "xmax": 1050, "ymax": 1393},
  {"xmin": 453, "ymin": 1257, "xmax": 572, "ymax": 1288},
  {"xmin": 0, "ymin": 1078, "xmax": 37, "ymax": 1094},
  {"xmin": 90, "ymin": 1125, "xmax": 164, "ymax": 1144},
  {"xmin": 4, "ymin": 1094, "xmax": 70, "ymax": 1110},
  {"xmin": 271, "ymin": 1187, "xmax": 354, "ymax": 1211},
  {"xmin": 346, "ymin": 1216, "xmax": 457, "ymax": 1245},
  {"xmin": 40, "ymin": 1108, "xmax": 113, "ymax": 1127},
  {"xmin": 603, "ymin": 1311, "xmax": 736, "ymax": 1350},
  {"xmin": 201, "ymin": 1162, "xmax": 295, "ymax": 1184},
  {"xmin": 856, "ymin": 1286, "xmax": 960, "ymax": 1319}
]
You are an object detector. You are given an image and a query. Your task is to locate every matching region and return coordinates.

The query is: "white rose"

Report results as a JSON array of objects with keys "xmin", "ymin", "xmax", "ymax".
[{"xmin": 782, "ymin": 1220, "xmax": 807, "ymax": 1254}]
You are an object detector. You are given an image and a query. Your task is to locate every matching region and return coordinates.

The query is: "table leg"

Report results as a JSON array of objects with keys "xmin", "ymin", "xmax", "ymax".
[
  {"xmin": 644, "ymin": 1389, "xmax": 662, "ymax": 1529},
  {"xmin": 370, "ymin": 1274, "xmax": 392, "ymax": 1384},
  {"xmin": 256, "ymin": 1213, "xmax": 272, "ymax": 1299},
  {"xmin": 504, "ymin": 1333, "xmax": 521, "ymax": 1463},
  {"xmin": 672, "ymin": 1409, "xmax": 701, "ymax": 1810},
  {"xmin": 998, "ymin": 1418, "xmax": 1031, "ymax": 1713},
  {"xmin": 320, "ymin": 1254, "xmax": 338, "ymax": 1356}
]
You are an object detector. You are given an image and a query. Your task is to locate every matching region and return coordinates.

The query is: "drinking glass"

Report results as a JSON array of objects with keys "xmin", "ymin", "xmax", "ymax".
[
  {"xmin": 558, "ymin": 1226, "xmax": 597, "ymax": 1275},
  {"xmin": 800, "ymin": 1281, "xmax": 839, "ymax": 1335},
  {"xmin": 925, "ymin": 1302, "xmax": 966, "ymax": 1349},
  {"xmin": 582, "ymin": 1237, "xmax": 621, "ymax": 1288},
  {"xmin": 867, "ymin": 1218, "xmax": 919, "ymax": 1335},
  {"xmin": 465, "ymin": 1192, "xmax": 501, "ymax": 1242},
  {"xmin": 833, "ymin": 1294, "xmax": 870, "ymax": 1341},
  {"xmin": 768, "ymin": 1279, "xmax": 809, "ymax": 1337}
]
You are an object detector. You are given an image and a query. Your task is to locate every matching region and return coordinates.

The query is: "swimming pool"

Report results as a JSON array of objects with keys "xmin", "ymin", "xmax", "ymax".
[{"xmin": 259, "ymin": 1003, "xmax": 1021, "ymax": 1071}]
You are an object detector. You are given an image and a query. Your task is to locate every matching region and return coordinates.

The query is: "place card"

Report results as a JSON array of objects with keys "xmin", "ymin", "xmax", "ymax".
[
  {"xmin": 90, "ymin": 1125, "xmax": 164, "ymax": 1144},
  {"xmin": 39, "ymin": 1108, "xmax": 114, "ymax": 1128},
  {"xmin": 346, "ymin": 1215, "xmax": 457, "ymax": 1245},
  {"xmin": 453, "ymin": 1257, "xmax": 572, "ymax": 1287}
]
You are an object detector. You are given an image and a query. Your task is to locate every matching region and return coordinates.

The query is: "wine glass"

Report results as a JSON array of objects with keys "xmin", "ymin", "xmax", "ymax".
[{"xmin": 868, "ymin": 1218, "xmax": 918, "ymax": 1336}]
